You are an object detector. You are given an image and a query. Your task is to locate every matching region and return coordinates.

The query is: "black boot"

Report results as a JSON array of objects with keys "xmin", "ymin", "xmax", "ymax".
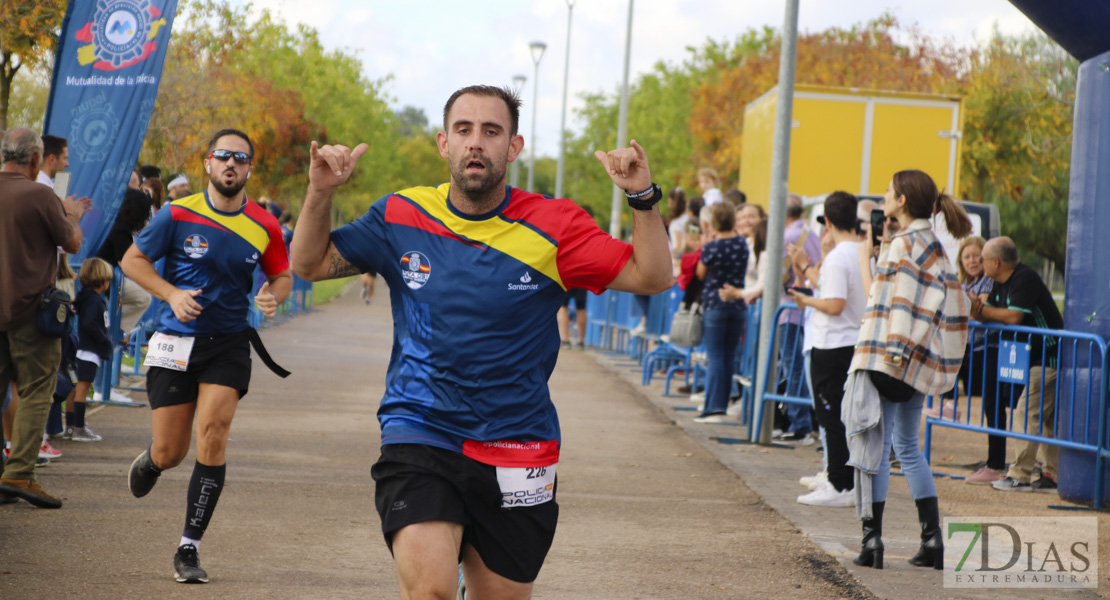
[
  {"xmin": 908, "ymin": 496, "xmax": 943, "ymax": 570},
  {"xmin": 853, "ymin": 501, "xmax": 884, "ymax": 569}
]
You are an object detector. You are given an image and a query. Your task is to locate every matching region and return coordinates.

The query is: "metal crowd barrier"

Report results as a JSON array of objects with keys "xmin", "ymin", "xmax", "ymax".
[
  {"xmin": 750, "ymin": 303, "xmax": 810, "ymax": 441},
  {"xmin": 922, "ymin": 321, "xmax": 1110, "ymax": 509}
]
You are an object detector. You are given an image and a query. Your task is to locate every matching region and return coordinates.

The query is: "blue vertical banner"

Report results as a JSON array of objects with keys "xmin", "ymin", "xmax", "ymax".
[{"xmin": 43, "ymin": 0, "xmax": 179, "ymax": 261}]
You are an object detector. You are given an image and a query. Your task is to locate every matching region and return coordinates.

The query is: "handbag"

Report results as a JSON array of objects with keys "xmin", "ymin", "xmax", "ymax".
[
  {"xmin": 37, "ymin": 287, "xmax": 73, "ymax": 338},
  {"xmin": 669, "ymin": 302, "xmax": 703, "ymax": 347}
]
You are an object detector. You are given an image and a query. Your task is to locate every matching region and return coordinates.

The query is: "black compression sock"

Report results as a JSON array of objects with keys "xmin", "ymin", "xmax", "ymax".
[
  {"xmin": 182, "ymin": 461, "xmax": 227, "ymax": 542},
  {"xmin": 73, "ymin": 402, "xmax": 87, "ymax": 428}
]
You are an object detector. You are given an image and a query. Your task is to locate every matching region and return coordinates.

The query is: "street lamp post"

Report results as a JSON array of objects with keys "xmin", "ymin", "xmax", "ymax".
[
  {"xmin": 554, "ymin": 0, "xmax": 576, "ymax": 200},
  {"xmin": 510, "ymin": 74, "xmax": 527, "ymax": 188},
  {"xmin": 527, "ymin": 41, "xmax": 546, "ymax": 192}
]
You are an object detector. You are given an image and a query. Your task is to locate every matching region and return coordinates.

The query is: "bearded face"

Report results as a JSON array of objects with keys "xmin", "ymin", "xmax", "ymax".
[
  {"xmin": 448, "ymin": 148, "xmax": 508, "ymax": 197},
  {"xmin": 209, "ymin": 162, "xmax": 248, "ymax": 198}
]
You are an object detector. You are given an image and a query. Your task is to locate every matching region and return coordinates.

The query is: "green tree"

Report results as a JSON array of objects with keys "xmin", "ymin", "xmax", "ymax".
[
  {"xmin": 956, "ymin": 31, "xmax": 1076, "ymax": 271},
  {"xmin": 0, "ymin": 1, "xmax": 65, "ymax": 130}
]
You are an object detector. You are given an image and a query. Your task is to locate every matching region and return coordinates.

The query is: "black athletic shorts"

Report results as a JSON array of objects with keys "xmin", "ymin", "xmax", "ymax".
[
  {"xmin": 75, "ymin": 358, "xmax": 99, "ymax": 383},
  {"xmin": 372, "ymin": 443, "xmax": 559, "ymax": 583},
  {"xmin": 562, "ymin": 287, "xmax": 588, "ymax": 309},
  {"xmin": 146, "ymin": 330, "xmax": 251, "ymax": 408}
]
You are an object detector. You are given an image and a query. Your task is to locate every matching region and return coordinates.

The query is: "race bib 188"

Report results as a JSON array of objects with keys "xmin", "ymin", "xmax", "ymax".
[{"xmin": 142, "ymin": 332, "xmax": 195, "ymax": 372}]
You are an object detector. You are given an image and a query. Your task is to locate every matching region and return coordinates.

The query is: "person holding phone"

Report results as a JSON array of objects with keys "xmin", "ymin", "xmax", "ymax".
[
  {"xmin": 787, "ymin": 192, "xmax": 866, "ymax": 508},
  {"xmin": 846, "ymin": 170, "xmax": 970, "ymax": 570}
]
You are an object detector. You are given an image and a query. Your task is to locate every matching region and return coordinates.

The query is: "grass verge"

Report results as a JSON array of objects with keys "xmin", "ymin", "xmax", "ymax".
[{"xmin": 313, "ymin": 276, "xmax": 356, "ymax": 305}]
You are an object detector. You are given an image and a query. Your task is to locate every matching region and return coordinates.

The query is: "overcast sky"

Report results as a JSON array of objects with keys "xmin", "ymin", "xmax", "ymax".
[{"xmin": 239, "ymin": 0, "xmax": 1040, "ymax": 159}]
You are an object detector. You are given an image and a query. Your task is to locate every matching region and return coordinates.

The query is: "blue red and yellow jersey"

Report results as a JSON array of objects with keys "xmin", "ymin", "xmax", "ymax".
[
  {"xmin": 332, "ymin": 184, "xmax": 632, "ymax": 466},
  {"xmin": 135, "ymin": 192, "xmax": 289, "ymax": 337}
]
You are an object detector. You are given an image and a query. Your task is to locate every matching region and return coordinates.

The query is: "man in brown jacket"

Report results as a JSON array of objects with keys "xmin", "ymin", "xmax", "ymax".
[{"xmin": 0, "ymin": 128, "xmax": 90, "ymax": 508}]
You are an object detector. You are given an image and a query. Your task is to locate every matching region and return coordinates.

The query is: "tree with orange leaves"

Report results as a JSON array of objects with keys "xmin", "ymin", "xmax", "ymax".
[{"xmin": 0, "ymin": 1, "xmax": 65, "ymax": 130}]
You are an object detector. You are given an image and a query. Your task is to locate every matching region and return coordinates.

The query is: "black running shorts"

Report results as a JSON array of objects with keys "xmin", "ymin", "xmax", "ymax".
[
  {"xmin": 146, "ymin": 330, "xmax": 252, "ymax": 408},
  {"xmin": 562, "ymin": 287, "xmax": 588, "ymax": 309},
  {"xmin": 372, "ymin": 443, "xmax": 559, "ymax": 583},
  {"xmin": 75, "ymin": 358, "xmax": 99, "ymax": 383}
]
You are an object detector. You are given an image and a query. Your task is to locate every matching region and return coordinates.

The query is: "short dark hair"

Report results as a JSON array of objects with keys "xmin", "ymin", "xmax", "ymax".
[
  {"xmin": 442, "ymin": 85, "xmax": 522, "ymax": 136},
  {"xmin": 207, "ymin": 128, "xmax": 255, "ymax": 157},
  {"xmin": 724, "ymin": 188, "xmax": 746, "ymax": 208},
  {"xmin": 41, "ymin": 135, "xmax": 67, "ymax": 158},
  {"xmin": 139, "ymin": 164, "xmax": 161, "ymax": 181},
  {"xmin": 279, "ymin": 212, "xmax": 293, "ymax": 225},
  {"xmin": 822, "ymin": 191, "xmax": 859, "ymax": 232},
  {"xmin": 687, "ymin": 196, "xmax": 704, "ymax": 219}
]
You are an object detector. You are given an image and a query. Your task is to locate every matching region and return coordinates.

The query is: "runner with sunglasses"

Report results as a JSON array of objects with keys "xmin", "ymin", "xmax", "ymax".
[{"xmin": 120, "ymin": 128, "xmax": 292, "ymax": 584}]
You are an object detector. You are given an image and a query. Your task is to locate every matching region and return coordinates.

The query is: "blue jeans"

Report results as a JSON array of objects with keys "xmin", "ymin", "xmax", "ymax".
[
  {"xmin": 777, "ymin": 322, "xmax": 811, "ymax": 435},
  {"xmin": 701, "ymin": 307, "xmax": 746, "ymax": 416},
  {"xmin": 872, "ymin": 393, "xmax": 937, "ymax": 502}
]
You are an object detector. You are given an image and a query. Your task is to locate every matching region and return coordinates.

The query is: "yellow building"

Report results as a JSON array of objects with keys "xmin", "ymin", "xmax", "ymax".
[{"xmin": 739, "ymin": 85, "xmax": 963, "ymax": 207}]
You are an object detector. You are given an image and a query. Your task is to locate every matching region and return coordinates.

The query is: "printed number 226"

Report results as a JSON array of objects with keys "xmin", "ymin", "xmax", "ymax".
[{"xmin": 526, "ymin": 466, "xmax": 547, "ymax": 479}]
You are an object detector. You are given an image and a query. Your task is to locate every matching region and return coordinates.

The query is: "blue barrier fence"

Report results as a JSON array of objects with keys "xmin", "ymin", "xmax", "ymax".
[
  {"xmin": 587, "ymin": 286, "xmax": 763, "ymax": 422},
  {"xmin": 922, "ymin": 321, "xmax": 1110, "ymax": 509}
]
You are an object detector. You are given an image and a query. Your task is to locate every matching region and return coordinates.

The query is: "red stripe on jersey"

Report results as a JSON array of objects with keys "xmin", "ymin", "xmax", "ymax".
[
  {"xmin": 385, "ymin": 196, "xmax": 483, "ymax": 248},
  {"xmin": 462, "ymin": 439, "xmax": 560, "ymax": 468},
  {"xmin": 501, "ymin": 189, "xmax": 632, "ymax": 293},
  {"xmin": 244, "ymin": 201, "xmax": 290, "ymax": 276},
  {"xmin": 170, "ymin": 206, "xmax": 232, "ymax": 233}
]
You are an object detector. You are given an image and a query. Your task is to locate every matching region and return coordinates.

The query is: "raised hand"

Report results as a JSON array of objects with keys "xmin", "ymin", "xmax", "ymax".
[
  {"xmin": 308, "ymin": 141, "xmax": 369, "ymax": 192},
  {"xmin": 593, "ymin": 139, "xmax": 652, "ymax": 195},
  {"xmin": 254, "ymin": 281, "xmax": 277, "ymax": 318}
]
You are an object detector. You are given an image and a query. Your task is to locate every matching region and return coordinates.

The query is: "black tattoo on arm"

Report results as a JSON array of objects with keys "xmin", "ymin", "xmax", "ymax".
[{"xmin": 326, "ymin": 247, "xmax": 362, "ymax": 279}]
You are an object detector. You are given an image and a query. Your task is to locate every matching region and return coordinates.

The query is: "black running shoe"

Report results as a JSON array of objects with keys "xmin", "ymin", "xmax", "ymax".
[
  {"xmin": 174, "ymin": 544, "xmax": 209, "ymax": 583},
  {"xmin": 128, "ymin": 448, "xmax": 161, "ymax": 498}
]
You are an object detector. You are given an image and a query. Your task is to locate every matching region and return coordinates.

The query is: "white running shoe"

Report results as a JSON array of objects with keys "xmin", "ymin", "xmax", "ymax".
[
  {"xmin": 92, "ymin": 388, "xmax": 131, "ymax": 403},
  {"xmin": 692, "ymin": 413, "xmax": 729, "ymax": 424},
  {"xmin": 797, "ymin": 481, "xmax": 854, "ymax": 507},
  {"xmin": 799, "ymin": 471, "xmax": 827, "ymax": 490}
]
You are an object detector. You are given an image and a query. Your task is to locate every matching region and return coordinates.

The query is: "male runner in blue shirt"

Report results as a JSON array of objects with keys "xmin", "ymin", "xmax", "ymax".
[
  {"xmin": 292, "ymin": 85, "xmax": 673, "ymax": 599},
  {"xmin": 121, "ymin": 128, "xmax": 292, "ymax": 584}
]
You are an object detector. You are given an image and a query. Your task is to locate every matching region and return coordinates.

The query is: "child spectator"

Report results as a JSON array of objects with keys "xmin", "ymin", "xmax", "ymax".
[{"xmin": 64, "ymin": 258, "xmax": 114, "ymax": 442}]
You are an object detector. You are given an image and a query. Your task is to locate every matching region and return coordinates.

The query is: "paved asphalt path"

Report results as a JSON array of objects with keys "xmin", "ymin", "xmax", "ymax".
[{"xmin": 1, "ymin": 284, "xmax": 876, "ymax": 599}]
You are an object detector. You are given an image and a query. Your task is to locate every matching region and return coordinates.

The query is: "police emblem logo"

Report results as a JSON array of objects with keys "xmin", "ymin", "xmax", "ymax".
[
  {"xmin": 89, "ymin": 0, "xmax": 154, "ymax": 69},
  {"xmin": 184, "ymin": 234, "xmax": 209, "ymax": 259},
  {"xmin": 400, "ymin": 251, "xmax": 431, "ymax": 290}
]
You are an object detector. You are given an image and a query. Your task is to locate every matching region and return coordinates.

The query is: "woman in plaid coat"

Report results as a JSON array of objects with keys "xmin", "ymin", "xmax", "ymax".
[{"xmin": 847, "ymin": 170, "xmax": 971, "ymax": 571}]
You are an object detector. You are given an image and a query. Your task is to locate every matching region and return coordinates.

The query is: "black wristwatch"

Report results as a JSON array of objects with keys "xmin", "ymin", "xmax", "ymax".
[{"xmin": 625, "ymin": 183, "xmax": 662, "ymax": 211}]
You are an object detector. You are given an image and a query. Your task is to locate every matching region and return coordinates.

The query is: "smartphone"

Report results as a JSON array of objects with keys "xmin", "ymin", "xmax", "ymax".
[
  {"xmin": 869, "ymin": 209, "xmax": 885, "ymax": 247},
  {"xmin": 784, "ymin": 285, "xmax": 813, "ymax": 297}
]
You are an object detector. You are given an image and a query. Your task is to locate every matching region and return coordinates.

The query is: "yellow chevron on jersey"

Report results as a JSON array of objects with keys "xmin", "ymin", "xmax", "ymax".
[
  {"xmin": 171, "ymin": 192, "xmax": 271, "ymax": 254},
  {"xmin": 397, "ymin": 184, "xmax": 565, "ymax": 290}
]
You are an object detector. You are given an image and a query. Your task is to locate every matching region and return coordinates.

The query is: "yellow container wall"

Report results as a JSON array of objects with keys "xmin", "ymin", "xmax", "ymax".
[
  {"xmin": 868, "ymin": 103, "xmax": 957, "ymax": 195},
  {"xmin": 788, "ymin": 97, "xmax": 866, "ymax": 197},
  {"xmin": 738, "ymin": 92, "xmax": 777, "ymax": 208}
]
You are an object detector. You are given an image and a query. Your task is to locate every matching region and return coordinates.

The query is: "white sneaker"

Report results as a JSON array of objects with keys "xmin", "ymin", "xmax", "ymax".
[
  {"xmin": 93, "ymin": 388, "xmax": 131, "ymax": 403},
  {"xmin": 799, "ymin": 471, "xmax": 827, "ymax": 490},
  {"xmin": 693, "ymin": 414, "xmax": 729, "ymax": 424},
  {"xmin": 725, "ymin": 400, "xmax": 745, "ymax": 416},
  {"xmin": 689, "ymin": 392, "xmax": 705, "ymax": 403},
  {"xmin": 797, "ymin": 481, "xmax": 854, "ymax": 507},
  {"xmin": 630, "ymin": 323, "xmax": 647, "ymax": 337}
]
